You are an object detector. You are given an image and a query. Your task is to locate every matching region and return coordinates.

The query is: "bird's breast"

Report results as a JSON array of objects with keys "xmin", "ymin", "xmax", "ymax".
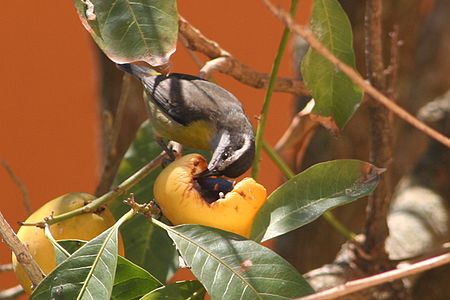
[{"xmin": 147, "ymin": 101, "xmax": 215, "ymax": 150}]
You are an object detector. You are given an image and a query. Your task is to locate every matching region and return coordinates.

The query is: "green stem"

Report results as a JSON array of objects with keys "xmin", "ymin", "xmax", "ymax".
[
  {"xmin": 22, "ymin": 153, "xmax": 166, "ymax": 227},
  {"xmin": 262, "ymin": 141, "xmax": 356, "ymax": 240},
  {"xmin": 322, "ymin": 212, "xmax": 356, "ymax": 240},
  {"xmin": 252, "ymin": 0, "xmax": 299, "ymax": 179},
  {"xmin": 116, "ymin": 209, "xmax": 137, "ymax": 226},
  {"xmin": 150, "ymin": 218, "xmax": 170, "ymax": 232},
  {"xmin": 262, "ymin": 141, "xmax": 295, "ymax": 179}
]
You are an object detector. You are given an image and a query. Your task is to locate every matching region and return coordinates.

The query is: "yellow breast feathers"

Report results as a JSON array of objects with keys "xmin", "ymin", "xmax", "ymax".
[{"xmin": 147, "ymin": 101, "xmax": 215, "ymax": 150}]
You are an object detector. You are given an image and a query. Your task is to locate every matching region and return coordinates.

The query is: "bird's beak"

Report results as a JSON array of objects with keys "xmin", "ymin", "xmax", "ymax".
[{"xmin": 195, "ymin": 168, "xmax": 220, "ymax": 178}]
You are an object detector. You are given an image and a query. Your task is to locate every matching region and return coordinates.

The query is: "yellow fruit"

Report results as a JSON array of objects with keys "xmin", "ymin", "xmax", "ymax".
[
  {"xmin": 154, "ymin": 154, "xmax": 267, "ymax": 237},
  {"xmin": 12, "ymin": 192, "xmax": 124, "ymax": 294}
]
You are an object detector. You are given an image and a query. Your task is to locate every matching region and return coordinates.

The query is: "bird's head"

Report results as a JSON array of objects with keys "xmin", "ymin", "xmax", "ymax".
[{"xmin": 197, "ymin": 130, "xmax": 255, "ymax": 179}]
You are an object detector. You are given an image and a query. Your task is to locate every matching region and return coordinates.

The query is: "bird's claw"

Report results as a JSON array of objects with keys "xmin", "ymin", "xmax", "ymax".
[{"xmin": 156, "ymin": 138, "xmax": 177, "ymax": 162}]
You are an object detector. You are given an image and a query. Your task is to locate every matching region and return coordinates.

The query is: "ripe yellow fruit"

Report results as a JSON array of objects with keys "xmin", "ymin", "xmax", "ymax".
[
  {"xmin": 154, "ymin": 154, "xmax": 267, "ymax": 237},
  {"xmin": 12, "ymin": 192, "xmax": 124, "ymax": 294}
]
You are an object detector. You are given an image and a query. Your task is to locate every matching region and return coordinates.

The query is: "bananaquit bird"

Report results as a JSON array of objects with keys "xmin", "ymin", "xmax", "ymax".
[{"xmin": 118, "ymin": 63, "xmax": 255, "ymax": 179}]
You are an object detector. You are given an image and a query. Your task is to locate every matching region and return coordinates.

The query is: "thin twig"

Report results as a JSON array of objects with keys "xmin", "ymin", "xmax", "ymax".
[
  {"xmin": 1, "ymin": 161, "xmax": 31, "ymax": 215},
  {"xmin": 261, "ymin": 0, "xmax": 450, "ymax": 149},
  {"xmin": 275, "ymin": 100, "xmax": 315, "ymax": 152},
  {"xmin": 199, "ymin": 57, "xmax": 230, "ymax": 79},
  {"xmin": 0, "ymin": 285, "xmax": 24, "ymax": 300},
  {"xmin": 293, "ymin": 123, "xmax": 318, "ymax": 170},
  {"xmin": 96, "ymin": 73, "xmax": 132, "ymax": 196},
  {"xmin": 0, "ymin": 212, "xmax": 44, "ymax": 287},
  {"xmin": 0, "ymin": 264, "xmax": 13, "ymax": 272},
  {"xmin": 297, "ymin": 252, "xmax": 450, "ymax": 300},
  {"xmin": 21, "ymin": 149, "xmax": 170, "ymax": 227},
  {"xmin": 178, "ymin": 16, "xmax": 309, "ymax": 96},
  {"xmin": 275, "ymin": 100, "xmax": 319, "ymax": 169},
  {"xmin": 252, "ymin": 0, "xmax": 300, "ymax": 179}
]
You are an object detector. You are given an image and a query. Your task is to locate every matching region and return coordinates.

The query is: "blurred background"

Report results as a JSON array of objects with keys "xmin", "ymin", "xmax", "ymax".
[{"xmin": 1, "ymin": 0, "xmax": 449, "ymax": 299}]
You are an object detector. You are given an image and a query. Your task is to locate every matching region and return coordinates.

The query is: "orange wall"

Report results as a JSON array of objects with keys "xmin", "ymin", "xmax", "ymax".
[
  {"xmin": 0, "ymin": 1, "xmax": 99, "ymax": 293},
  {"xmin": 0, "ymin": 0, "xmax": 311, "ymax": 295}
]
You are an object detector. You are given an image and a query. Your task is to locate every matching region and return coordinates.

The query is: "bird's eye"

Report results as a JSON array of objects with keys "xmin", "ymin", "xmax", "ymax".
[
  {"xmin": 222, "ymin": 148, "xmax": 233, "ymax": 160},
  {"xmin": 221, "ymin": 146, "xmax": 233, "ymax": 160}
]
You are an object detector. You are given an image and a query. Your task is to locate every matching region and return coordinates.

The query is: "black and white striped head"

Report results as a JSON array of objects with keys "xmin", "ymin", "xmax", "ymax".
[{"xmin": 199, "ymin": 130, "xmax": 255, "ymax": 178}]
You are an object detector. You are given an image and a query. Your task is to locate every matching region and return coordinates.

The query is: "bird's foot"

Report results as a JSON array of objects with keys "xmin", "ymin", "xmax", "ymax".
[
  {"xmin": 157, "ymin": 139, "xmax": 183, "ymax": 168},
  {"xmin": 156, "ymin": 138, "xmax": 176, "ymax": 161}
]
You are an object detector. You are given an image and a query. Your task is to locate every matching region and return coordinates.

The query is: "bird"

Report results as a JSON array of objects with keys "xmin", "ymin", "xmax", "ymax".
[{"xmin": 117, "ymin": 63, "xmax": 255, "ymax": 179}]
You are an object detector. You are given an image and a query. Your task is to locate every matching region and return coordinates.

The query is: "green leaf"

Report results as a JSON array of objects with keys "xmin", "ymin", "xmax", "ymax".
[
  {"xmin": 59, "ymin": 239, "xmax": 87, "ymax": 255},
  {"xmin": 112, "ymin": 120, "xmax": 178, "ymax": 282},
  {"xmin": 30, "ymin": 211, "xmax": 133, "ymax": 299},
  {"xmin": 55, "ymin": 239, "xmax": 86, "ymax": 265},
  {"xmin": 73, "ymin": 0, "xmax": 178, "ymax": 67},
  {"xmin": 120, "ymin": 215, "xmax": 179, "ymax": 283},
  {"xmin": 251, "ymin": 160, "xmax": 382, "ymax": 242},
  {"xmin": 141, "ymin": 280, "xmax": 205, "ymax": 300},
  {"xmin": 301, "ymin": 0, "xmax": 363, "ymax": 128},
  {"xmin": 112, "ymin": 256, "xmax": 162, "ymax": 300},
  {"xmin": 56, "ymin": 240, "xmax": 163, "ymax": 300},
  {"xmin": 163, "ymin": 224, "xmax": 314, "ymax": 299},
  {"xmin": 111, "ymin": 120, "xmax": 162, "ymax": 218}
]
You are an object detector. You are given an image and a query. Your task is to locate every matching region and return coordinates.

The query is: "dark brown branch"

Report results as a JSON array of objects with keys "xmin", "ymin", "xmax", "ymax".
[
  {"xmin": 178, "ymin": 16, "xmax": 309, "ymax": 96},
  {"xmin": 96, "ymin": 74, "xmax": 132, "ymax": 195},
  {"xmin": 362, "ymin": 0, "xmax": 393, "ymax": 269},
  {"xmin": 95, "ymin": 50, "xmax": 148, "ymax": 196}
]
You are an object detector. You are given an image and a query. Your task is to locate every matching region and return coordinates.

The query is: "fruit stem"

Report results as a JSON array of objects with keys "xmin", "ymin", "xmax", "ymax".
[
  {"xmin": 262, "ymin": 140, "xmax": 356, "ymax": 240},
  {"xmin": 252, "ymin": 0, "xmax": 299, "ymax": 179},
  {"xmin": 149, "ymin": 218, "xmax": 171, "ymax": 233}
]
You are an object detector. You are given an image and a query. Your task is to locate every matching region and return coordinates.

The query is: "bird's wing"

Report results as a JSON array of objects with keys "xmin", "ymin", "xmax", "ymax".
[{"xmin": 141, "ymin": 73, "xmax": 244, "ymax": 126}]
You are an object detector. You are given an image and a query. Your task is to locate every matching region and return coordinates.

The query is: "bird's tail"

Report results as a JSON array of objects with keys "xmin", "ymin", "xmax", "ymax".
[{"xmin": 116, "ymin": 63, "xmax": 159, "ymax": 79}]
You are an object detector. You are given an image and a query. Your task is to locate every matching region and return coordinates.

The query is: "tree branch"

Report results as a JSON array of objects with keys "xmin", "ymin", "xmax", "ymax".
[
  {"xmin": 274, "ymin": 100, "xmax": 318, "ymax": 168},
  {"xmin": 0, "ymin": 212, "xmax": 44, "ymax": 288},
  {"xmin": 362, "ymin": 0, "xmax": 392, "ymax": 267},
  {"xmin": 96, "ymin": 73, "xmax": 132, "ymax": 195},
  {"xmin": 297, "ymin": 252, "xmax": 450, "ymax": 300},
  {"xmin": 178, "ymin": 16, "xmax": 309, "ymax": 96},
  {"xmin": 261, "ymin": 0, "xmax": 450, "ymax": 149}
]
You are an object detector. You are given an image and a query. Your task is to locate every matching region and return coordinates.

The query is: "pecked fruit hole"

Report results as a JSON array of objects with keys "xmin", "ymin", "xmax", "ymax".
[
  {"xmin": 195, "ymin": 177, "xmax": 234, "ymax": 204},
  {"xmin": 153, "ymin": 154, "xmax": 267, "ymax": 237}
]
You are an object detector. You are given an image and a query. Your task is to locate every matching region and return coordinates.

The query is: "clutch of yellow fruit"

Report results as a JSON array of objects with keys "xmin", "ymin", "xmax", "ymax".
[
  {"xmin": 12, "ymin": 192, "xmax": 124, "ymax": 294},
  {"xmin": 153, "ymin": 153, "xmax": 267, "ymax": 237}
]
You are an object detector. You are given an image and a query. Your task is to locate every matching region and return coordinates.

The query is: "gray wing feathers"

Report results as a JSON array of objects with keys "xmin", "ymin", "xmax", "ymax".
[{"xmin": 142, "ymin": 74, "xmax": 243, "ymax": 126}]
